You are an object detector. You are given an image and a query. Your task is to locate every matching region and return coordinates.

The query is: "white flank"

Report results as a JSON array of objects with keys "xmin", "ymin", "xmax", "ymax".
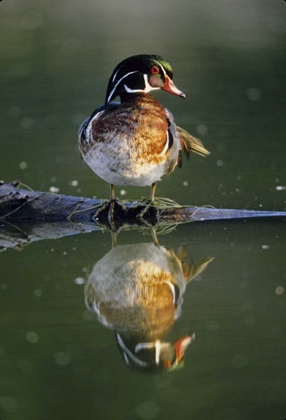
[{"xmin": 84, "ymin": 110, "xmax": 105, "ymax": 143}]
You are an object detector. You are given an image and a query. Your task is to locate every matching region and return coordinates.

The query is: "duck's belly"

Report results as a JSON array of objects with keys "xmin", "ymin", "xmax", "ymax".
[{"xmin": 83, "ymin": 142, "xmax": 173, "ymax": 186}]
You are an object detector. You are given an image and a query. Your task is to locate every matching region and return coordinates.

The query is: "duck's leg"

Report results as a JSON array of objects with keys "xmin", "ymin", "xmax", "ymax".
[
  {"xmin": 149, "ymin": 182, "xmax": 157, "ymax": 204},
  {"xmin": 108, "ymin": 184, "xmax": 127, "ymax": 227},
  {"xmin": 94, "ymin": 184, "xmax": 126, "ymax": 224},
  {"xmin": 137, "ymin": 182, "xmax": 157, "ymax": 219},
  {"xmin": 111, "ymin": 229, "xmax": 118, "ymax": 247},
  {"xmin": 108, "ymin": 184, "xmax": 117, "ymax": 227},
  {"xmin": 110, "ymin": 184, "xmax": 116, "ymax": 200},
  {"xmin": 150, "ymin": 227, "xmax": 160, "ymax": 246}
]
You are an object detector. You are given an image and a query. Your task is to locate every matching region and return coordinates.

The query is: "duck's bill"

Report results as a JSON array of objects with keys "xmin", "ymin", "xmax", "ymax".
[{"xmin": 162, "ymin": 74, "xmax": 186, "ymax": 98}]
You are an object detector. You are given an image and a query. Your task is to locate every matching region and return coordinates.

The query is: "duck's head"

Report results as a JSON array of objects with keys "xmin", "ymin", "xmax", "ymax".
[{"xmin": 105, "ymin": 54, "xmax": 186, "ymax": 105}]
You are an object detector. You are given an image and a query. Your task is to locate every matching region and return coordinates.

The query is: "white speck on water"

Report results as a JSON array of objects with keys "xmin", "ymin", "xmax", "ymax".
[
  {"xmin": 54, "ymin": 352, "xmax": 71, "ymax": 366},
  {"xmin": 0, "ymin": 396, "xmax": 18, "ymax": 413},
  {"xmin": 183, "ymin": 181, "xmax": 188, "ymax": 187},
  {"xmin": 239, "ymin": 281, "xmax": 247, "ymax": 289},
  {"xmin": 83, "ymin": 310, "xmax": 94, "ymax": 320},
  {"xmin": 136, "ymin": 401, "xmax": 159, "ymax": 419},
  {"xmin": 33, "ymin": 289, "xmax": 42, "ymax": 297},
  {"xmin": 20, "ymin": 117, "xmax": 34, "ymax": 129},
  {"xmin": 26, "ymin": 331, "xmax": 39, "ymax": 343},
  {"xmin": 120, "ymin": 189, "xmax": 127, "ymax": 196},
  {"xmin": 216, "ymin": 159, "xmax": 224, "ymax": 167},
  {"xmin": 19, "ymin": 161, "xmax": 28, "ymax": 170},
  {"xmin": 262, "ymin": 245, "xmax": 269, "ymax": 249},
  {"xmin": 246, "ymin": 87, "xmax": 262, "ymax": 101},
  {"xmin": 275, "ymin": 286, "xmax": 284, "ymax": 296},
  {"xmin": 276, "ymin": 186, "xmax": 285, "ymax": 191},
  {"xmin": 82, "ymin": 267, "xmax": 88, "ymax": 273},
  {"xmin": 70, "ymin": 180, "xmax": 79, "ymax": 187},
  {"xmin": 63, "ymin": 251, "xmax": 67, "ymax": 255},
  {"xmin": 196, "ymin": 124, "xmax": 208, "ymax": 135},
  {"xmin": 232, "ymin": 353, "xmax": 248, "ymax": 368},
  {"xmin": 74, "ymin": 277, "xmax": 85, "ymax": 285},
  {"xmin": 49, "ymin": 186, "xmax": 60, "ymax": 193}
]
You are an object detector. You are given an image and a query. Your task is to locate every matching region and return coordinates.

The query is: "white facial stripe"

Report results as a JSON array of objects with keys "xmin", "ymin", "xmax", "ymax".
[
  {"xmin": 124, "ymin": 74, "xmax": 160, "ymax": 94},
  {"xmin": 154, "ymin": 60, "xmax": 167, "ymax": 77},
  {"xmin": 111, "ymin": 63, "xmax": 124, "ymax": 82},
  {"xmin": 107, "ymin": 70, "xmax": 138, "ymax": 103}
]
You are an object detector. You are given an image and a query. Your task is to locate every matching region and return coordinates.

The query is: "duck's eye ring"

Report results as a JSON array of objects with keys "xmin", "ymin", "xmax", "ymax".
[{"xmin": 150, "ymin": 66, "xmax": 160, "ymax": 75}]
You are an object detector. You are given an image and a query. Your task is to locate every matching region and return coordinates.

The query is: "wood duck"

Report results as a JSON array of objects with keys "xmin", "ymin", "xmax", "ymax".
[{"xmin": 78, "ymin": 54, "xmax": 209, "ymax": 208}]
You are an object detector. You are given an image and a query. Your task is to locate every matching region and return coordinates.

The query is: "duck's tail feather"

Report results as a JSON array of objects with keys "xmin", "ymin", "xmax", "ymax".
[{"xmin": 177, "ymin": 126, "xmax": 210, "ymax": 159}]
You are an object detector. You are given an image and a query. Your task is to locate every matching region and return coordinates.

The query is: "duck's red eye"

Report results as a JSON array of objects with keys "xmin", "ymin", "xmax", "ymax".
[{"xmin": 150, "ymin": 66, "xmax": 160, "ymax": 75}]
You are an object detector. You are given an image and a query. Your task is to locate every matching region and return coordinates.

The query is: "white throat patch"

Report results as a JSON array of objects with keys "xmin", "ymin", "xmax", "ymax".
[{"xmin": 124, "ymin": 74, "xmax": 160, "ymax": 94}]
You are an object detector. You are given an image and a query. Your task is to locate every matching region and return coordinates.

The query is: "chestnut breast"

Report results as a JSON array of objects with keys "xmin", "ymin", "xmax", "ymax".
[{"xmin": 91, "ymin": 94, "xmax": 169, "ymax": 161}]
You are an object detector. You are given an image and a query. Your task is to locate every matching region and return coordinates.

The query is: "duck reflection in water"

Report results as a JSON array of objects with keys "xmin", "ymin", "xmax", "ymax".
[{"xmin": 85, "ymin": 230, "xmax": 213, "ymax": 372}]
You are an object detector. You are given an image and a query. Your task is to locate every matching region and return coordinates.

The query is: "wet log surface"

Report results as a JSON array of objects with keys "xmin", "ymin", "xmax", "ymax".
[
  {"xmin": 1, "ymin": 181, "xmax": 286, "ymax": 223},
  {"xmin": 1, "ymin": 181, "xmax": 285, "ymax": 250}
]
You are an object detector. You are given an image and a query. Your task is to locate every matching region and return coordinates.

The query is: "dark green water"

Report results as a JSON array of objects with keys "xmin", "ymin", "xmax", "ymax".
[{"xmin": 0, "ymin": 1, "xmax": 285, "ymax": 419}]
